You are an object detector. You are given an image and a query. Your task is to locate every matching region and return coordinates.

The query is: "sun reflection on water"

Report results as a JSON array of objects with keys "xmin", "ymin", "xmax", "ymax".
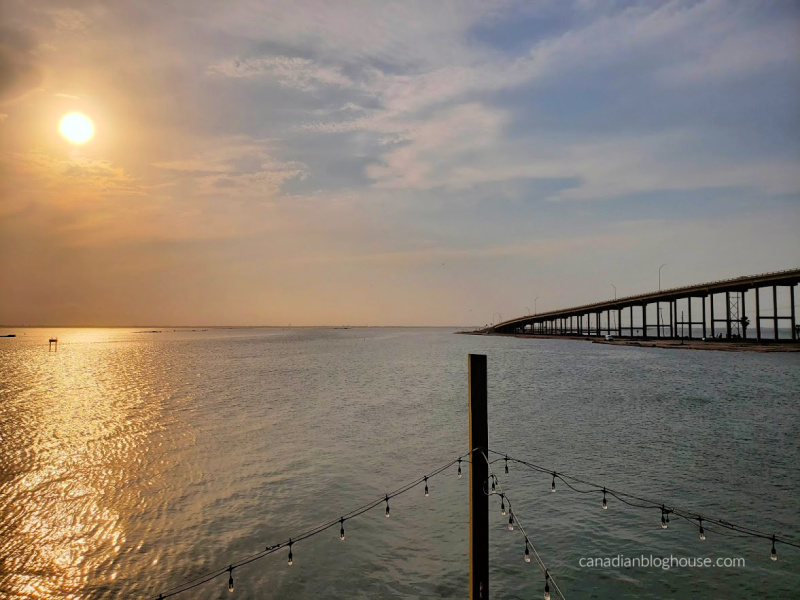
[{"xmin": 0, "ymin": 329, "xmax": 183, "ymax": 599}]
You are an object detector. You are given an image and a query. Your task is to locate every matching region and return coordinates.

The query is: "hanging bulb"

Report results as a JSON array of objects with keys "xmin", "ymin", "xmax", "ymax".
[
  {"xmin": 458, "ymin": 458, "xmax": 462, "ymax": 479},
  {"xmin": 771, "ymin": 535, "xmax": 777, "ymax": 561},
  {"xmin": 602, "ymin": 488, "xmax": 607, "ymax": 510},
  {"xmin": 227, "ymin": 566, "xmax": 234, "ymax": 593},
  {"xmin": 340, "ymin": 517, "xmax": 346, "ymax": 541},
  {"xmin": 491, "ymin": 477, "xmax": 496, "ymax": 493},
  {"xmin": 544, "ymin": 570, "xmax": 551, "ymax": 600},
  {"xmin": 287, "ymin": 539, "xmax": 293, "ymax": 566},
  {"xmin": 524, "ymin": 540, "xmax": 531, "ymax": 563},
  {"xmin": 660, "ymin": 508, "xmax": 668, "ymax": 530},
  {"xmin": 500, "ymin": 494, "xmax": 506, "ymax": 516},
  {"xmin": 698, "ymin": 518, "xmax": 705, "ymax": 541},
  {"xmin": 424, "ymin": 476, "xmax": 429, "ymax": 497},
  {"xmin": 551, "ymin": 473, "xmax": 556, "ymax": 493},
  {"xmin": 385, "ymin": 495, "xmax": 390, "ymax": 518},
  {"xmin": 504, "ymin": 456, "xmax": 509, "ymax": 474},
  {"xmin": 508, "ymin": 510, "xmax": 514, "ymax": 531}
]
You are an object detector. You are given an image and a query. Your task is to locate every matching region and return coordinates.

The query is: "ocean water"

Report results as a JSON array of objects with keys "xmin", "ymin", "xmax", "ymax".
[{"xmin": 1, "ymin": 327, "xmax": 798, "ymax": 599}]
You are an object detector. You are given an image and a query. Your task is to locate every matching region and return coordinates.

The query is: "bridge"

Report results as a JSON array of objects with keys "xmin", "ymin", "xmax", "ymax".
[{"xmin": 484, "ymin": 268, "xmax": 800, "ymax": 341}]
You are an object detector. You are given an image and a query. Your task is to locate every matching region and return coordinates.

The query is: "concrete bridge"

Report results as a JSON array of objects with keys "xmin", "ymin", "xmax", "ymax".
[{"xmin": 485, "ymin": 268, "xmax": 800, "ymax": 341}]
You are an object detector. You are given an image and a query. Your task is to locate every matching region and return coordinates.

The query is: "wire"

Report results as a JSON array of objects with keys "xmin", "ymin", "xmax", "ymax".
[
  {"xmin": 488, "ymin": 449, "xmax": 799, "ymax": 550},
  {"xmin": 476, "ymin": 450, "xmax": 567, "ymax": 600},
  {"xmin": 151, "ymin": 453, "xmax": 469, "ymax": 598}
]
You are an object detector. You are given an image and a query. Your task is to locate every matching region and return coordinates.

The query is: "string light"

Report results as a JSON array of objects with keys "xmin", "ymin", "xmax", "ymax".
[
  {"xmin": 500, "ymin": 493, "xmax": 506, "ymax": 516},
  {"xmin": 544, "ymin": 570, "xmax": 551, "ymax": 600},
  {"xmin": 151, "ymin": 454, "xmax": 467, "ymax": 599},
  {"xmin": 152, "ymin": 447, "xmax": 798, "ymax": 600},
  {"xmin": 476, "ymin": 450, "xmax": 566, "ymax": 600},
  {"xmin": 505, "ymin": 455, "xmax": 509, "ymax": 474},
  {"xmin": 488, "ymin": 449, "xmax": 799, "ymax": 569}
]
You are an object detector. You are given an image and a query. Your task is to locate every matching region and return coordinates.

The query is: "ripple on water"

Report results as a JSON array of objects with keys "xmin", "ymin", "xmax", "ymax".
[{"xmin": 0, "ymin": 328, "xmax": 798, "ymax": 599}]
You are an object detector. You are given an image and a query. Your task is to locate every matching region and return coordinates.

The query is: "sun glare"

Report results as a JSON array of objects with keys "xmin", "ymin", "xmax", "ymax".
[{"xmin": 59, "ymin": 113, "xmax": 94, "ymax": 144}]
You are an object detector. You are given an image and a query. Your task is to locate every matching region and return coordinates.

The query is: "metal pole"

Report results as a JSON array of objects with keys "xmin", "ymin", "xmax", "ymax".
[
  {"xmin": 791, "ymin": 285, "xmax": 797, "ymax": 341},
  {"xmin": 468, "ymin": 354, "xmax": 488, "ymax": 600},
  {"xmin": 740, "ymin": 291, "xmax": 746, "ymax": 339},
  {"xmin": 710, "ymin": 294, "xmax": 716, "ymax": 338},
  {"xmin": 670, "ymin": 300, "xmax": 675, "ymax": 338},
  {"xmin": 702, "ymin": 295, "xmax": 707, "ymax": 339},
  {"xmin": 773, "ymin": 286, "xmax": 779, "ymax": 340},
  {"xmin": 659, "ymin": 263, "xmax": 667, "ymax": 290},
  {"xmin": 642, "ymin": 304, "xmax": 648, "ymax": 339},
  {"xmin": 755, "ymin": 287, "xmax": 761, "ymax": 341},
  {"xmin": 726, "ymin": 292, "xmax": 732, "ymax": 339},
  {"xmin": 688, "ymin": 296, "xmax": 693, "ymax": 339}
]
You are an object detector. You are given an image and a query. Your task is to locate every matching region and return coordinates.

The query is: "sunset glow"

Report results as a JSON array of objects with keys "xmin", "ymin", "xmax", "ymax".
[{"xmin": 59, "ymin": 113, "xmax": 94, "ymax": 144}]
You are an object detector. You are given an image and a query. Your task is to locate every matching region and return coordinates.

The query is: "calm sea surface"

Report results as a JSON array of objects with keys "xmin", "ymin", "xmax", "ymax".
[{"xmin": 1, "ymin": 327, "xmax": 798, "ymax": 599}]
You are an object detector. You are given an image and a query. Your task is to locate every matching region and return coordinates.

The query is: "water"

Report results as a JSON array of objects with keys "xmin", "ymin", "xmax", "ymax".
[{"xmin": 1, "ymin": 327, "xmax": 798, "ymax": 599}]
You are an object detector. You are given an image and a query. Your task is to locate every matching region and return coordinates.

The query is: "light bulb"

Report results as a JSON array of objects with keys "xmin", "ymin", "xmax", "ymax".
[
  {"xmin": 551, "ymin": 474, "xmax": 556, "ymax": 493},
  {"xmin": 661, "ymin": 513, "xmax": 668, "ymax": 530},
  {"xmin": 524, "ymin": 541, "xmax": 531, "ymax": 563},
  {"xmin": 340, "ymin": 518, "xmax": 346, "ymax": 541},
  {"xmin": 544, "ymin": 571, "xmax": 551, "ymax": 600},
  {"xmin": 771, "ymin": 536, "xmax": 777, "ymax": 561},
  {"xmin": 698, "ymin": 518, "xmax": 705, "ymax": 541},
  {"xmin": 228, "ymin": 567, "xmax": 234, "ymax": 593},
  {"xmin": 491, "ymin": 478, "xmax": 496, "ymax": 493},
  {"xmin": 288, "ymin": 540, "xmax": 293, "ymax": 566},
  {"xmin": 602, "ymin": 489, "xmax": 607, "ymax": 510},
  {"xmin": 458, "ymin": 459, "xmax": 462, "ymax": 479},
  {"xmin": 508, "ymin": 511, "xmax": 514, "ymax": 531},
  {"xmin": 424, "ymin": 476, "xmax": 429, "ymax": 497},
  {"xmin": 385, "ymin": 495, "xmax": 390, "ymax": 518},
  {"xmin": 504, "ymin": 456, "xmax": 509, "ymax": 474},
  {"xmin": 500, "ymin": 494, "xmax": 506, "ymax": 516}
]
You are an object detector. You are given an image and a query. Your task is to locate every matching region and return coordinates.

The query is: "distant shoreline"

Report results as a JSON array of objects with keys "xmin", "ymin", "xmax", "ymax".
[{"xmin": 461, "ymin": 332, "xmax": 800, "ymax": 353}]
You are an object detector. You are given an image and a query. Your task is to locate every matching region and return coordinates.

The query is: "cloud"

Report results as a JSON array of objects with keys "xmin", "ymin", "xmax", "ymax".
[
  {"xmin": 0, "ymin": 27, "xmax": 45, "ymax": 106},
  {"xmin": 152, "ymin": 137, "xmax": 308, "ymax": 197},
  {"xmin": 208, "ymin": 55, "xmax": 352, "ymax": 90}
]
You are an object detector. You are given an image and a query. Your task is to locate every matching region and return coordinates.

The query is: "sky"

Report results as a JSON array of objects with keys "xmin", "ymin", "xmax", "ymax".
[{"xmin": 1, "ymin": 0, "xmax": 798, "ymax": 326}]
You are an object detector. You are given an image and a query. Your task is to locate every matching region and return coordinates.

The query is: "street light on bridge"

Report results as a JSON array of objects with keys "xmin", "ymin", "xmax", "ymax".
[
  {"xmin": 534, "ymin": 296, "xmax": 540, "ymax": 314},
  {"xmin": 611, "ymin": 284, "xmax": 616, "ymax": 300},
  {"xmin": 659, "ymin": 264, "xmax": 667, "ymax": 291}
]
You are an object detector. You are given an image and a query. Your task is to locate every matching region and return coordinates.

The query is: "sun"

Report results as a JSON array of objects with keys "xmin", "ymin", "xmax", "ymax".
[{"xmin": 59, "ymin": 113, "xmax": 94, "ymax": 144}]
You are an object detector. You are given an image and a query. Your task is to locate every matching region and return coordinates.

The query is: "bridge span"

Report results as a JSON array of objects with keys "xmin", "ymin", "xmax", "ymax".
[{"xmin": 485, "ymin": 268, "xmax": 800, "ymax": 341}]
